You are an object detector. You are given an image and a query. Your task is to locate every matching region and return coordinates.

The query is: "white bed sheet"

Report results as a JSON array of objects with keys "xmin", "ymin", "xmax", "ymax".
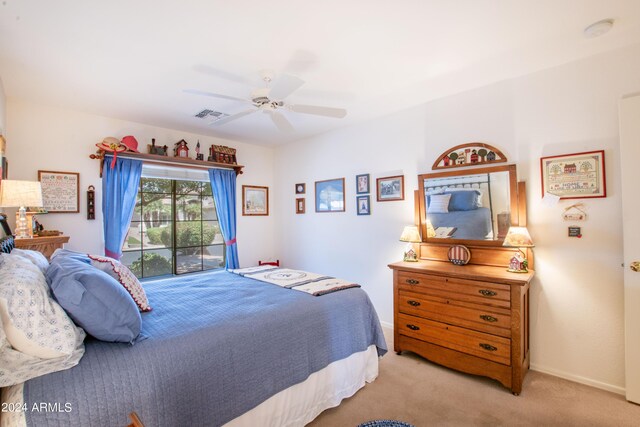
[{"xmin": 1, "ymin": 345, "xmax": 379, "ymax": 427}]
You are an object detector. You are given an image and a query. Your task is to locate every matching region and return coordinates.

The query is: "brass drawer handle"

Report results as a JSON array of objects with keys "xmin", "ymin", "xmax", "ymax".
[
  {"xmin": 406, "ymin": 279, "xmax": 420, "ymax": 285},
  {"xmin": 480, "ymin": 314, "xmax": 498, "ymax": 323},
  {"xmin": 406, "ymin": 324, "xmax": 420, "ymax": 331},
  {"xmin": 479, "ymin": 343, "xmax": 497, "ymax": 352},
  {"xmin": 478, "ymin": 289, "xmax": 497, "ymax": 297},
  {"xmin": 407, "ymin": 300, "xmax": 421, "ymax": 307}
]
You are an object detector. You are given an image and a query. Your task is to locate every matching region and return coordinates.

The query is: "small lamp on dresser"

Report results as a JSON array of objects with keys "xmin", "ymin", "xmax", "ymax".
[
  {"xmin": 502, "ymin": 226, "xmax": 534, "ymax": 273},
  {"xmin": 0, "ymin": 180, "xmax": 44, "ymax": 239},
  {"xmin": 399, "ymin": 225, "xmax": 421, "ymax": 262}
]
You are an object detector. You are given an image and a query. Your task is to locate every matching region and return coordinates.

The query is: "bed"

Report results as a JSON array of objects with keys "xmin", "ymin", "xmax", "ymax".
[{"xmin": 0, "ymin": 238, "xmax": 387, "ymax": 426}]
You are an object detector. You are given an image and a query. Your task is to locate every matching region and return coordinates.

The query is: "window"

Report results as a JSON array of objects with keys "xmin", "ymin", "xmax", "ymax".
[{"xmin": 122, "ymin": 178, "xmax": 225, "ymax": 278}]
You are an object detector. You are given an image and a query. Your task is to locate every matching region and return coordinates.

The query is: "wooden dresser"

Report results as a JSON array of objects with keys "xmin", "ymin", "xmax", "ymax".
[
  {"xmin": 389, "ymin": 259, "xmax": 533, "ymax": 394},
  {"xmin": 15, "ymin": 235, "xmax": 70, "ymax": 259}
]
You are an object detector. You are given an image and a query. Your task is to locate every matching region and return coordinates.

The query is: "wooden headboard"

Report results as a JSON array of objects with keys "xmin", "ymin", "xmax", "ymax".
[{"xmin": 0, "ymin": 213, "xmax": 14, "ymax": 253}]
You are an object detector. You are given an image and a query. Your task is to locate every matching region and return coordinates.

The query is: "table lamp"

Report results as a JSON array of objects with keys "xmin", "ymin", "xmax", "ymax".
[
  {"xmin": 400, "ymin": 225, "xmax": 422, "ymax": 262},
  {"xmin": 502, "ymin": 226, "xmax": 534, "ymax": 273},
  {"xmin": 0, "ymin": 180, "xmax": 44, "ymax": 239}
]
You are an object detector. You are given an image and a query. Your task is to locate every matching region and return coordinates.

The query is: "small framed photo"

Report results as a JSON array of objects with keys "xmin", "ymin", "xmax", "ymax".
[
  {"xmin": 356, "ymin": 173, "xmax": 370, "ymax": 194},
  {"xmin": 296, "ymin": 198, "xmax": 305, "ymax": 214},
  {"xmin": 295, "ymin": 183, "xmax": 306, "ymax": 194},
  {"xmin": 540, "ymin": 150, "xmax": 606, "ymax": 199},
  {"xmin": 315, "ymin": 178, "xmax": 345, "ymax": 213},
  {"xmin": 377, "ymin": 175, "xmax": 404, "ymax": 202},
  {"xmin": 242, "ymin": 185, "xmax": 269, "ymax": 216},
  {"xmin": 357, "ymin": 195, "xmax": 371, "ymax": 215}
]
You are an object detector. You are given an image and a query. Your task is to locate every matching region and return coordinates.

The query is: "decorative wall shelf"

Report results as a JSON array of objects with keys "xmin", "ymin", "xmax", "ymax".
[
  {"xmin": 432, "ymin": 142, "xmax": 507, "ymax": 170},
  {"xmin": 90, "ymin": 150, "xmax": 244, "ymax": 177}
]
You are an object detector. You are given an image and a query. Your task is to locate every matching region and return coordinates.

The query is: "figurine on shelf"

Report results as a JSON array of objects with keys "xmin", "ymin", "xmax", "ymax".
[
  {"xmin": 148, "ymin": 138, "xmax": 159, "ymax": 155},
  {"xmin": 195, "ymin": 141, "xmax": 204, "ymax": 161},
  {"xmin": 174, "ymin": 139, "xmax": 189, "ymax": 158}
]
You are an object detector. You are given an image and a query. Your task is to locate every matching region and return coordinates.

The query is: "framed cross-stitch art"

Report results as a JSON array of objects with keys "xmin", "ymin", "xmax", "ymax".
[
  {"xmin": 540, "ymin": 150, "xmax": 606, "ymax": 199},
  {"xmin": 38, "ymin": 170, "xmax": 80, "ymax": 213}
]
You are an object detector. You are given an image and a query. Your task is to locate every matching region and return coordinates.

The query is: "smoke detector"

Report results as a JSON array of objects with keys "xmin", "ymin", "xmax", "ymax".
[{"xmin": 583, "ymin": 19, "xmax": 614, "ymax": 38}]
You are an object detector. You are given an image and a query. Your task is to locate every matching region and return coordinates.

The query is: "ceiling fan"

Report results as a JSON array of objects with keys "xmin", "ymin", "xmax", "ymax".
[{"xmin": 184, "ymin": 70, "xmax": 347, "ymax": 132}]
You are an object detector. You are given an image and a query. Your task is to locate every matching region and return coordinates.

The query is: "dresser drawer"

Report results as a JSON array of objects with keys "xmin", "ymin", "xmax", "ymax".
[
  {"xmin": 399, "ymin": 290, "xmax": 511, "ymax": 338},
  {"xmin": 398, "ymin": 313, "xmax": 511, "ymax": 366},
  {"xmin": 397, "ymin": 271, "xmax": 510, "ymax": 309}
]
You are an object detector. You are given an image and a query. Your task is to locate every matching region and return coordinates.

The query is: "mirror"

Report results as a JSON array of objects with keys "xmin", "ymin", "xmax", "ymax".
[{"xmin": 417, "ymin": 164, "xmax": 517, "ymax": 245}]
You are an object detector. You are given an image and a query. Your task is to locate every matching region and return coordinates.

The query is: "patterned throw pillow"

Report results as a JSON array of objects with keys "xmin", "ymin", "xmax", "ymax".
[
  {"xmin": 11, "ymin": 248, "xmax": 49, "ymax": 273},
  {"xmin": 427, "ymin": 193, "xmax": 452, "ymax": 214},
  {"xmin": 0, "ymin": 253, "xmax": 85, "ymax": 360},
  {"xmin": 88, "ymin": 254, "xmax": 151, "ymax": 312}
]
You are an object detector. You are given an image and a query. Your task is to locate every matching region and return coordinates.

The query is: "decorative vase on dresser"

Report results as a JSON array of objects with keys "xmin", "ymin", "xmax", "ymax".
[{"xmin": 389, "ymin": 259, "xmax": 533, "ymax": 395}]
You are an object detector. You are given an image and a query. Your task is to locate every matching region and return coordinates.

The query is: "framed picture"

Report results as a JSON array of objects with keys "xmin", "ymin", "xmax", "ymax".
[
  {"xmin": 38, "ymin": 170, "xmax": 80, "ymax": 213},
  {"xmin": 315, "ymin": 178, "xmax": 345, "ymax": 213},
  {"xmin": 295, "ymin": 183, "xmax": 306, "ymax": 194},
  {"xmin": 357, "ymin": 195, "xmax": 370, "ymax": 215},
  {"xmin": 296, "ymin": 198, "xmax": 305, "ymax": 214},
  {"xmin": 377, "ymin": 175, "xmax": 404, "ymax": 202},
  {"xmin": 356, "ymin": 173, "xmax": 370, "ymax": 194},
  {"xmin": 540, "ymin": 150, "xmax": 606, "ymax": 199},
  {"xmin": 242, "ymin": 185, "xmax": 269, "ymax": 216}
]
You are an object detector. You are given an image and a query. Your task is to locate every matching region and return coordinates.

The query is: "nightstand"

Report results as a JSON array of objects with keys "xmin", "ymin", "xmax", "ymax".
[{"xmin": 15, "ymin": 235, "xmax": 70, "ymax": 259}]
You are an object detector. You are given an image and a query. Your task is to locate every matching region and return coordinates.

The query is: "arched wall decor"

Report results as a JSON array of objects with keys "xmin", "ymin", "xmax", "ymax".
[{"xmin": 432, "ymin": 142, "xmax": 507, "ymax": 170}]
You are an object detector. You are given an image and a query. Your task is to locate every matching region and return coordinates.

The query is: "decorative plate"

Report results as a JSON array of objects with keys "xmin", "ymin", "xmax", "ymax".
[{"xmin": 448, "ymin": 245, "xmax": 471, "ymax": 266}]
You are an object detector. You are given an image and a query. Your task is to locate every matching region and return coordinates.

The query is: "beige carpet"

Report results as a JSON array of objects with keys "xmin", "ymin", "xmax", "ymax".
[{"xmin": 309, "ymin": 329, "xmax": 640, "ymax": 427}]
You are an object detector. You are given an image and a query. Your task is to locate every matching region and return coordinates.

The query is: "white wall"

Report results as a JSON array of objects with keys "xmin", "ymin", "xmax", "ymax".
[
  {"xmin": 5, "ymin": 100, "xmax": 277, "ymax": 265},
  {"xmin": 0, "ymin": 76, "xmax": 6, "ymax": 134},
  {"xmin": 274, "ymin": 43, "xmax": 640, "ymax": 393}
]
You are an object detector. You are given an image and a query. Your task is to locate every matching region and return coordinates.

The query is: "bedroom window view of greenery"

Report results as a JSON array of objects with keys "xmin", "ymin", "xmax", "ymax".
[{"xmin": 121, "ymin": 178, "xmax": 225, "ymax": 278}]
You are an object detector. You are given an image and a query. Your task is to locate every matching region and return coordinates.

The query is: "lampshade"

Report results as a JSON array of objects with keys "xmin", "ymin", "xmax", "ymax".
[
  {"xmin": 399, "ymin": 225, "xmax": 422, "ymax": 243},
  {"xmin": 0, "ymin": 180, "xmax": 43, "ymax": 208},
  {"xmin": 502, "ymin": 226, "xmax": 534, "ymax": 248}
]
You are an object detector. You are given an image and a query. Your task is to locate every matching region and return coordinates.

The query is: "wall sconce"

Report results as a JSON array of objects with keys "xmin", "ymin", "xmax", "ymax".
[
  {"xmin": 400, "ymin": 225, "xmax": 422, "ymax": 262},
  {"xmin": 502, "ymin": 226, "xmax": 534, "ymax": 273}
]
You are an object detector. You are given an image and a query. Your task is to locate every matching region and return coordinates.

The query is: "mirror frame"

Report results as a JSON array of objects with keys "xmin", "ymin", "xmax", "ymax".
[{"xmin": 417, "ymin": 164, "xmax": 518, "ymax": 247}]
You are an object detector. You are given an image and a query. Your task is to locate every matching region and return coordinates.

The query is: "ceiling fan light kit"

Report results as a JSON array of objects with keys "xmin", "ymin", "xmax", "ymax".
[{"xmin": 185, "ymin": 71, "xmax": 347, "ymax": 132}]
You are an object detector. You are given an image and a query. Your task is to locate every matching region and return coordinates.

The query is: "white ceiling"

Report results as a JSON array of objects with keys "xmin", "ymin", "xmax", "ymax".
[{"xmin": 1, "ymin": 1, "xmax": 639, "ymax": 146}]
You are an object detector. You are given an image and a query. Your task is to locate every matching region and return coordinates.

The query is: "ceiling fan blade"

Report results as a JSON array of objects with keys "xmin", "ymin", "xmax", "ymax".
[
  {"xmin": 183, "ymin": 89, "xmax": 250, "ymax": 104},
  {"xmin": 268, "ymin": 74, "xmax": 305, "ymax": 100},
  {"xmin": 288, "ymin": 104, "xmax": 347, "ymax": 118},
  {"xmin": 210, "ymin": 109, "xmax": 258, "ymax": 126},
  {"xmin": 265, "ymin": 110, "xmax": 295, "ymax": 133}
]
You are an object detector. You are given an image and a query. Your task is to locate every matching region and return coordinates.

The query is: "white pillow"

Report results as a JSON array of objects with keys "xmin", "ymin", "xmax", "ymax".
[
  {"xmin": 0, "ymin": 254, "xmax": 85, "ymax": 359},
  {"xmin": 11, "ymin": 248, "xmax": 49, "ymax": 273},
  {"xmin": 88, "ymin": 254, "xmax": 152, "ymax": 312},
  {"xmin": 427, "ymin": 194, "xmax": 451, "ymax": 214}
]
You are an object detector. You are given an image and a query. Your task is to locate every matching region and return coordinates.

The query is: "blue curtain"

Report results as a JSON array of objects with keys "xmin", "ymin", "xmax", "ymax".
[
  {"xmin": 208, "ymin": 168, "xmax": 239, "ymax": 269},
  {"xmin": 102, "ymin": 156, "xmax": 142, "ymax": 260}
]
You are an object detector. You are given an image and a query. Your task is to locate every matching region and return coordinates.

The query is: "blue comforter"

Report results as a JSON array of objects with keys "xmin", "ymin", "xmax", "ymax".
[
  {"xmin": 23, "ymin": 270, "xmax": 387, "ymax": 426},
  {"xmin": 429, "ymin": 207, "xmax": 493, "ymax": 239}
]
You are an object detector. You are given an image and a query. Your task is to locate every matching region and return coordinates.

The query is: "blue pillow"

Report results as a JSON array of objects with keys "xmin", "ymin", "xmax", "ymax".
[
  {"xmin": 46, "ymin": 254, "xmax": 142, "ymax": 344},
  {"xmin": 445, "ymin": 190, "xmax": 481, "ymax": 211}
]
